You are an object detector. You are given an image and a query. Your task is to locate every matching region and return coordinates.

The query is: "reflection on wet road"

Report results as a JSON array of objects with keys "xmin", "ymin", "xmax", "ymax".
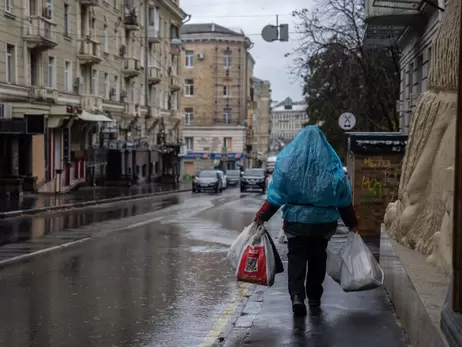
[{"xmin": 0, "ymin": 189, "xmax": 263, "ymax": 347}]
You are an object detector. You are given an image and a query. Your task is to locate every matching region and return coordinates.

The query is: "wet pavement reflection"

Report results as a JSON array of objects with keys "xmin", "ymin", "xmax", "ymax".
[
  {"xmin": 0, "ymin": 183, "xmax": 191, "ymax": 213},
  {"xmin": 0, "ymin": 190, "xmax": 250, "ymax": 347},
  {"xmin": 0, "ymin": 194, "xmax": 182, "ymax": 246}
]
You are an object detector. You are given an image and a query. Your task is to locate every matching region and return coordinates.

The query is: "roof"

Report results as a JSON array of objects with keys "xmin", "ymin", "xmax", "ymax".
[
  {"xmin": 253, "ymin": 77, "xmax": 270, "ymax": 85},
  {"xmin": 272, "ymin": 97, "xmax": 306, "ymax": 112},
  {"xmin": 180, "ymin": 23, "xmax": 245, "ymax": 36}
]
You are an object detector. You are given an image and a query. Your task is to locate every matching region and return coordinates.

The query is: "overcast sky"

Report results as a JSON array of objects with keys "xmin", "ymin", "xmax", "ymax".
[{"xmin": 181, "ymin": 0, "xmax": 310, "ymax": 103}]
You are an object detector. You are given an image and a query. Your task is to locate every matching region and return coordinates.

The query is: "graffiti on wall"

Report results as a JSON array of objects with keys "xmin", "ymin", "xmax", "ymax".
[{"xmin": 359, "ymin": 158, "xmax": 400, "ymax": 205}]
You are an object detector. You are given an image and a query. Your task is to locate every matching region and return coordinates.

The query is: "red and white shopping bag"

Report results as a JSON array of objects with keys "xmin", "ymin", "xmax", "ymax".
[{"xmin": 234, "ymin": 225, "xmax": 276, "ymax": 287}]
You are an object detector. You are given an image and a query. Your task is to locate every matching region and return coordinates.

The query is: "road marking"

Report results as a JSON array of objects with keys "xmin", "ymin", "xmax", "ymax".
[{"xmin": 200, "ymin": 282, "xmax": 250, "ymax": 347}]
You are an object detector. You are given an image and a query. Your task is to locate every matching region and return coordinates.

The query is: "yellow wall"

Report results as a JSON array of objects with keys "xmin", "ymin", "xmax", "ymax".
[{"xmin": 32, "ymin": 135, "xmax": 45, "ymax": 186}]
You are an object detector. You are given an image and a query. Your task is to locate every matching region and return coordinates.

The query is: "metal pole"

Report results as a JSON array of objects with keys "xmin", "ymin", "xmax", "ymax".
[{"xmin": 452, "ymin": 2, "xmax": 462, "ymax": 312}]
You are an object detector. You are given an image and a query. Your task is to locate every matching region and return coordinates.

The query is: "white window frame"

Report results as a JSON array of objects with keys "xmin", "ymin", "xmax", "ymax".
[
  {"xmin": 103, "ymin": 25, "xmax": 109, "ymax": 53},
  {"xmin": 140, "ymin": 84, "xmax": 145, "ymax": 105},
  {"xmin": 91, "ymin": 69, "xmax": 98, "ymax": 95},
  {"xmin": 64, "ymin": 60, "xmax": 73, "ymax": 93},
  {"xmin": 224, "ymin": 50, "xmax": 232, "ymax": 68},
  {"xmin": 47, "ymin": 55, "xmax": 56, "ymax": 89},
  {"xmin": 184, "ymin": 108, "xmax": 193, "ymax": 125},
  {"xmin": 184, "ymin": 79, "xmax": 194, "ymax": 96},
  {"xmin": 103, "ymin": 72, "xmax": 109, "ymax": 99},
  {"xmin": 223, "ymin": 85, "xmax": 229, "ymax": 97},
  {"xmin": 131, "ymin": 82, "xmax": 136, "ymax": 104},
  {"xmin": 64, "ymin": 4, "xmax": 70, "ymax": 36},
  {"xmin": 47, "ymin": 0, "xmax": 54, "ymax": 19},
  {"xmin": 114, "ymin": 75, "xmax": 120, "ymax": 100},
  {"xmin": 223, "ymin": 108, "xmax": 232, "ymax": 124},
  {"xmin": 6, "ymin": 43, "xmax": 15, "ymax": 84},
  {"xmin": 185, "ymin": 51, "xmax": 194, "ymax": 68},
  {"xmin": 185, "ymin": 137, "xmax": 193, "ymax": 151},
  {"xmin": 5, "ymin": 0, "xmax": 12, "ymax": 12}
]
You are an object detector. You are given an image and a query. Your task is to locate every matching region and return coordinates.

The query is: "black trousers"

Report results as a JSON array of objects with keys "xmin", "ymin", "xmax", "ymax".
[{"xmin": 287, "ymin": 236, "xmax": 328, "ymax": 301}]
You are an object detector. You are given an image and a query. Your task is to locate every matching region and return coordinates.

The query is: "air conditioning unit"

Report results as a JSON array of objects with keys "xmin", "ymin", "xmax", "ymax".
[
  {"xmin": 119, "ymin": 44, "xmax": 127, "ymax": 56},
  {"xmin": 120, "ymin": 90, "xmax": 127, "ymax": 98},
  {"xmin": 0, "ymin": 103, "xmax": 13, "ymax": 119},
  {"xmin": 197, "ymin": 52, "xmax": 204, "ymax": 60}
]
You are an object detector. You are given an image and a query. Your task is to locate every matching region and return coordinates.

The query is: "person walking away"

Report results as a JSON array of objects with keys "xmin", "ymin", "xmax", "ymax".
[{"xmin": 253, "ymin": 125, "xmax": 358, "ymax": 316}]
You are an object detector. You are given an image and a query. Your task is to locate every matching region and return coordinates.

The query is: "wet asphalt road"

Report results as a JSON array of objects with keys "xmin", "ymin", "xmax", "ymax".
[{"xmin": 0, "ymin": 188, "xmax": 262, "ymax": 347}]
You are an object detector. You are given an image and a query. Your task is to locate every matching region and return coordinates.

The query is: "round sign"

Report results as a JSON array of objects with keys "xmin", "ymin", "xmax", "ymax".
[{"xmin": 338, "ymin": 112, "xmax": 356, "ymax": 130}]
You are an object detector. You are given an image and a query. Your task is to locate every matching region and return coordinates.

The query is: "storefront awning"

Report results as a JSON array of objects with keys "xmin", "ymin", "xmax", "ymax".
[{"xmin": 77, "ymin": 110, "xmax": 112, "ymax": 122}]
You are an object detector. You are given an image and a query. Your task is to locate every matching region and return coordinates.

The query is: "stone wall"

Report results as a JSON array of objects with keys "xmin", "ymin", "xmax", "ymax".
[{"xmin": 384, "ymin": 0, "xmax": 459, "ymax": 275}]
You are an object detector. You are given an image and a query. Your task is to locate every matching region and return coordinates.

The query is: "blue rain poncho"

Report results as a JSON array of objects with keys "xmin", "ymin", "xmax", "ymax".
[{"xmin": 267, "ymin": 125, "xmax": 352, "ymax": 224}]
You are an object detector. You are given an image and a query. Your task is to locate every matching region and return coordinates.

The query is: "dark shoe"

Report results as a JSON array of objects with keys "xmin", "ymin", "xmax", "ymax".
[
  {"xmin": 308, "ymin": 299, "xmax": 321, "ymax": 308},
  {"xmin": 292, "ymin": 295, "xmax": 307, "ymax": 316}
]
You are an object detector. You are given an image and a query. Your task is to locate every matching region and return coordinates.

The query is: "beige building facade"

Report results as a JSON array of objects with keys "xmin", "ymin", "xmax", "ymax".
[
  {"xmin": 0, "ymin": 0, "xmax": 186, "ymax": 194},
  {"xmin": 251, "ymin": 77, "xmax": 271, "ymax": 160},
  {"xmin": 179, "ymin": 23, "xmax": 253, "ymax": 176}
]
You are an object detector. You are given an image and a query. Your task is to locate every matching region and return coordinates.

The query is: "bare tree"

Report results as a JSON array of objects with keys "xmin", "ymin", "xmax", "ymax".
[{"xmin": 291, "ymin": 0, "xmax": 400, "ymax": 145}]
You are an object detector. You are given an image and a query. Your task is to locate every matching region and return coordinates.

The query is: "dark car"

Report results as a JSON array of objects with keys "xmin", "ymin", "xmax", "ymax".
[
  {"xmin": 193, "ymin": 170, "xmax": 223, "ymax": 193},
  {"xmin": 226, "ymin": 170, "xmax": 240, "ymax": 186},
  {"xmin": 241, "ymin": 168, "xmax": 266, "ymax": 193}
]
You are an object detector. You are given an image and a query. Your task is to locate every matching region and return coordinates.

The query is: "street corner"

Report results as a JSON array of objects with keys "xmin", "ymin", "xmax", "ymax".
[{"xmin": 205, "ymin": 283, "xmax": 268, "ymax": 347}]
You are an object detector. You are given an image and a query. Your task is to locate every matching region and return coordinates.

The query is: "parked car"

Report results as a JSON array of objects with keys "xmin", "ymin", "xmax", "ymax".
[
  {"xmin": 241, "ymin": 168, "xmax": 267, "ymax": 193},
  {"xmin": 226, "ymin": 170, "xmax": 241, "ymax": 186},
  {"xmin": 193, "ymin": 170, "xmax": 223, "ymax": 193},
  {"xmin": 216, "ymin": 170, "xmax": 227, "ymax": 189}
]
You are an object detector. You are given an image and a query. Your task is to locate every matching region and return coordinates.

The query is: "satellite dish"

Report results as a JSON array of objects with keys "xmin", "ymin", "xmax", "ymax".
[{"xmin": 261, "ymin": 25, "xmax": 278, "ymax": 42}]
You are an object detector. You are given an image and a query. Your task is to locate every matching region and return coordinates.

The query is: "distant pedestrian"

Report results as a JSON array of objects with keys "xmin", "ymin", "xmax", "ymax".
[{"xmin": 253, "ymin": 125, "xmax": 358, "ymax": 316}]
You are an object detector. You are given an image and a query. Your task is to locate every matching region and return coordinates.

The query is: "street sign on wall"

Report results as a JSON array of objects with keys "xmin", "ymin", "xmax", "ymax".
[{"xmin": 338, "ymin": 112, "xmax": 356, "ymax": 130}]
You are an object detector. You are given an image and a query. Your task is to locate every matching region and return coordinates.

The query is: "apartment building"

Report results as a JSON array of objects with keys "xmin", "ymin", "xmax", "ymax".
[
  {"xmin": 0, "ymin": 0, "xmax": 186, "ymax": 195},
  {"xmin": 270, "ymin": 97, "xmax": 308, "ymax": 146},
  {"xmin": 180, "ymin": 23, "xmax": 253, "ymax": 176},
  {"xmin": 364, "ymin": 0, "xmax": 443, "ymax": 134},
  {"xmin": 251, "ymin": 77, "xmax": 271, "ymax": 161}
]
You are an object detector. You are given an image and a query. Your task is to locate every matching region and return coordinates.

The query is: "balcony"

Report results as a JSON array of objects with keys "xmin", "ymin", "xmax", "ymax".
[
  {"xmin": 77, "ymin": 39, "xmax": 102, "ymax": 65},
  {"xmin": 23, "ymin": 16, "xmax": 57, "ymax": 50},
  {"xmin": 169, "ymin": 75, "xmax": 181, "ymax": 91},
  {"xmin": 148, "ymin": 106, "xmax": 160, "ymax": 119},
  {"xmin": 170, "ymin": 110, "xmax": 181, "ymax": 122},
  {"xmin": 78, "ymin": 0, "xmax": 101, "ymax": 5},
  {"xmin": 29, "ymin": 87, "xmax": 58, "ymax": 102},
  {"xmin": 122, "ymin": 57, "xmax": 141, "ymax": 78},
  {"xmin": 148, "ymin": 26, "xmax": 161, "ymax": 43},
  {"xmin": 148, "ymin": 67, "xmax": 161, "ymax": 84},
  {"xmin": 123, "ymin": 10, "xmax": 140, "ymax": 31},
  {"xmin": 81, "ymin": 95, "xmax": 103, "ymax": 113},
  {"xmin": 364, "ymin": 0, "xmax": 425, "ymax": 46},
  {"xmin": 159, "ymin": 0, "xmax": 187, "ymax": 20}
]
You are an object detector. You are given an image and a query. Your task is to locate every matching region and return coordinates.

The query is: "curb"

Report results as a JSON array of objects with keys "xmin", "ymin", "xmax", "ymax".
[{"xmin": 0, "ymin": 187, "xmax": 192, "ymax": 219}]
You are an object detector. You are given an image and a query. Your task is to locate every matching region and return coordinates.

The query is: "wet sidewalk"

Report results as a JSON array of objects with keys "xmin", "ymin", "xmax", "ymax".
[
  {"xmin": 221, "ymin": 229, "xmax": 409, "ymax": 347},
  {"xmin": 0, "ymin": 182, "xmax": 192, "ymax": 216}
]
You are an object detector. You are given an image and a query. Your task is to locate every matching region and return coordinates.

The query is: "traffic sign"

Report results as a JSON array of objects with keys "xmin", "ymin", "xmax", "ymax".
[{"xmin": 338, "ymin": 112, "xmax": 356, "ymax": 130}]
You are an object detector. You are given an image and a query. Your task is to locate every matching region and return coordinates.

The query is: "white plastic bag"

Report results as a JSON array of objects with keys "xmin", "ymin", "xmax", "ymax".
[
  {"xmin": 227, "ymin": 223, "xmax": 277, "ymax": 287},
  {"xmin": 326, "ymin": 247, "xmax": 343, "ymax": 283},
  {"xmin": 227, "ymin": 222, "xmax": 260, "ymax": 270},
  {"xmin": 339, "ymin": 233, "xmax": 384, "ymax": 292}
]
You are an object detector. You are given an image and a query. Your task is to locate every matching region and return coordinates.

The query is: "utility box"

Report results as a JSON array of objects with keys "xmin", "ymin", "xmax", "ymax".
[{"xmin": 345, "ymin": 133, "xmax": 408, "ymax": 237}]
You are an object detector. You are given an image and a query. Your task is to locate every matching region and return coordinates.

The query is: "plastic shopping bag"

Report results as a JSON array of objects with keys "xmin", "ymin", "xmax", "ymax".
[
  {"xmin": 236, "ymin": 226, "xmax": 276, "ymax": 287},
  {"xmin": 326, "ymin": 248, "xmax": 343, "ymax": 284},
  {"xmin": 339, "ymin": 233, "xmax": 384, "ymax": 292},
  {"xmin": 227, "ymin": 223, "xmax": 260, "ymax": 270}
]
